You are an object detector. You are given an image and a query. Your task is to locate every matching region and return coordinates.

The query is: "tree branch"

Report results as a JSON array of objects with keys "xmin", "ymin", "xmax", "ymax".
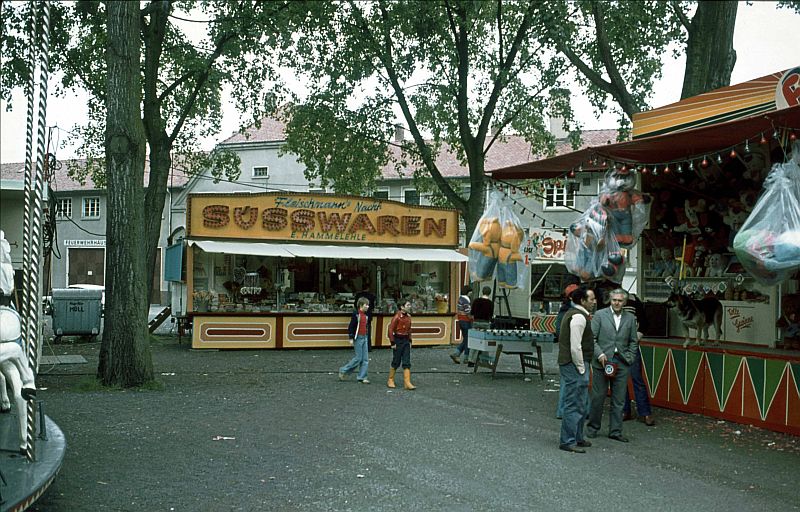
[
  {"xmin": 670, "ymin": 0, "xmax": 691, "ymax": 30},
  {"xmin": 477, "ymin": 1, "xmax": 535, "ymax": 143},
  {"xmin": 590, "ymin": 0, "xmax": 640, "ymax": 118},
  {"xmin": 360, "ymin": 0, "xmax": 463, "ymax": 210}
]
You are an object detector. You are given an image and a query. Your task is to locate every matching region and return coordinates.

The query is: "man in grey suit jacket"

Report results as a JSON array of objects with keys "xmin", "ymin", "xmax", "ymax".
[{"xmin": 587, "ymin": 288, "xmax": 639, "ymax": 442}]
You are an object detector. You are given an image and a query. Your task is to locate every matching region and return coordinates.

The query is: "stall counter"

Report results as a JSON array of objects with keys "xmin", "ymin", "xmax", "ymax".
[
  {"xmin": 191, "ymin": 312, "xmax": 457, "ymax": 350},
  {"xmin": 639, "ymin": 338, "xmax": 800, "ymax": 436}
]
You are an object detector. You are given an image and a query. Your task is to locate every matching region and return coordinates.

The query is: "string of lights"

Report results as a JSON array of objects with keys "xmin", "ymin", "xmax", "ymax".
[{"xmin": 548, "ymin": 125, "xmax": 798, "ymax": 183}]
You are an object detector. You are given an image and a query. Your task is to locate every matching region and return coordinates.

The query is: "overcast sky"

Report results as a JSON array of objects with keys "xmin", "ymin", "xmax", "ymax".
[{"xmin": 1, "ymin": 1, "xmax": 798, "ymax": 164}]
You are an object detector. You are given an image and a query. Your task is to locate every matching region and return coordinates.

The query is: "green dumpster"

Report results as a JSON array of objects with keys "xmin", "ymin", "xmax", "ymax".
[{"xmin": 50, "ymin": 288, "xmax": 103, "ymax": 341}]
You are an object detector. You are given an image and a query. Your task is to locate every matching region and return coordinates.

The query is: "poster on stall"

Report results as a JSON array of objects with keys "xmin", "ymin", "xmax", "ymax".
[{"xmin": 523, "ymin": 229, "xmax": 567, "ymax": 264}]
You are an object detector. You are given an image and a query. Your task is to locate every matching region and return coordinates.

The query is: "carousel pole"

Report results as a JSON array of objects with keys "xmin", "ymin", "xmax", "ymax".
[{"xmin": 22, "ymin": 0, "xmax": 51, "ymax": 463}]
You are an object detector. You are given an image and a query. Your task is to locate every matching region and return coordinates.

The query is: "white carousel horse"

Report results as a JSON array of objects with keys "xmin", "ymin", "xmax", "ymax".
[{"xmin": 0, "ymin": 305, "xmax": 37, "ymax": 453}]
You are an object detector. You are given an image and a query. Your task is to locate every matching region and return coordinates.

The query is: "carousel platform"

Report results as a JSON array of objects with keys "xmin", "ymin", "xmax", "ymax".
[{"xmin": 0, "ymin": 412, "xmax": 65, "ymax": 512}]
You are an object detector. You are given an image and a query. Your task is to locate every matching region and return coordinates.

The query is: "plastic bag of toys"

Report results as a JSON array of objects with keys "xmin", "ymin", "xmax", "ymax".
[
  {"xmin": 733, "ymin": 147, "xmax": 800, "ymax": 285},
  {"xmin": 598, "ymin": 168, "xmax": 650, "ymax": 248},
  {"xmin": 564, "ymin": 199, "xmax": 626, "ymax": 282},
  {"xmin": 468, "ymin": 192, "xmax": 529, "ymax": 289},
  {"xmin": 495, "ymin": 199, "xmax": 530, "ymax": 289}
]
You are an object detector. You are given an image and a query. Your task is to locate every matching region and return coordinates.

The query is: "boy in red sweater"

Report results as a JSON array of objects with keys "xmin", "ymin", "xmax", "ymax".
[{"xmin": 387, "ymin": 299, "xmax": 416, "ymax": 390}]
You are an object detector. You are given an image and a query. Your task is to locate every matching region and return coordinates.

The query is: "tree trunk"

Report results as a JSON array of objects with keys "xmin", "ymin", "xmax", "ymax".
[
  {"xmin": 681, "ymin": 1, "xmax": 737, "ymax": 99},
  {"xmin": 98, "ymin": 0, "xmax": 153, "ymax": 387},
  {"xmin": 144, "ymin": 139, "xmax": 171, "ymax": 306}
]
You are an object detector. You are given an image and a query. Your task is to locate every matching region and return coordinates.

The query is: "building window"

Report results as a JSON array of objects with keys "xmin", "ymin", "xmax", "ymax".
[
  {"xmin": 543, "ymin": 184, "xmax": 574, "ymax": 210},
  {"xmin": 56, "ymin": 198, "xmax": 72, "ymax": 219},
  {"xmin": 308, "ymin": 187, "xmax": 326, "ymax": 194},
  {"xmin": 372, "ymin": 188, "xmax": 389, "ymax": 200},
  {"xmin": 403, "ymin": 188, "xmax": 419, "ymax": 205},
  {"xmin": 252, "ymin": 166, "xmax": 269, "ymax": 179},
  {"xmin": 83, "ymin": 197, "xmax": 101, "ymax": 219}
]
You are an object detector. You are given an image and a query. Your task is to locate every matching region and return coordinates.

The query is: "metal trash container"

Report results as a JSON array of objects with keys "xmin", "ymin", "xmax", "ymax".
[{"xmin": 50, "ymin": 288, "xmax": 103, "ymax": 341}]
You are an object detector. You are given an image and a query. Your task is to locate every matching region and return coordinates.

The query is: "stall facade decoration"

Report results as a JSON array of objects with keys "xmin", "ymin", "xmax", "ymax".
[
  {"xmin": 184, "ymin": 192, "xmax": 467, "ymax": 349},
  {"xmin": 490, "ymin": 69, "xmax": 800, "ymax": 435}
]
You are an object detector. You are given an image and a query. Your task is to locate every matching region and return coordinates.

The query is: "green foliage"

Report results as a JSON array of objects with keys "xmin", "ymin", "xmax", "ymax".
[
  {"xmin": 274, "ymin": 0, "xmax": 572, "ymax": 233},
  {"xmin": 545, "ymin": 0, "xmax": 685, "ymax": 120}
]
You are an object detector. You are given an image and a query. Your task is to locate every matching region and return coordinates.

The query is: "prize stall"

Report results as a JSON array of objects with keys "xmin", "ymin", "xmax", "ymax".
[
  {"xmin": 182, "ymin": 192, "xmax": 467, "ymax": 349},
  {"xmin": 491, "ymin": 69, "xmax": 800, "ymax": 435}
]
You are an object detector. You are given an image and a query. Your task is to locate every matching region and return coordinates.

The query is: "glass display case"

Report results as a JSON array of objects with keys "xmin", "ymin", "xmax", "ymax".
[{"xmin": 189, "ymin": 247, "xmax": 451, "ymax": 314}]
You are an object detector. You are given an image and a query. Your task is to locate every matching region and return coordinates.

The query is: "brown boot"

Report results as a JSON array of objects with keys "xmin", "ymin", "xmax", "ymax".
[
  {"xmin": 387, "ymin": 368, "xmax": 396, "ymax": 388},
  {"xmin": 403, "ymin": 368, "xmax": 416, "ymax": 390}
]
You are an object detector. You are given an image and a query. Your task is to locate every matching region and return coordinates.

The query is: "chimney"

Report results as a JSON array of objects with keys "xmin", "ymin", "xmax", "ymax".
[
  {"xmin": 394, "ymin": 124, "xmax": 405, "ymax": 142},
  {"xmin": 548, "ymin": 88, "xmax": 570, "ymax": 140},
  {"xmin": 549, "ymin": 116, "xmax": 568, "ymax": 140}
]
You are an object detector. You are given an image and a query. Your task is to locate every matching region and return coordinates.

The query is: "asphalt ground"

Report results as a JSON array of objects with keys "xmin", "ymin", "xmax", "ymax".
[{"xmin": 27, "ymin": 335, "xmax": 800, "ymax": 512}]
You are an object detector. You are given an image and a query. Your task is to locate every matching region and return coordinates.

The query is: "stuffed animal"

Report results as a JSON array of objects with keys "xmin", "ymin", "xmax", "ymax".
[
  {"xmin": 705, "ymin": 253, "xmax": 728, "ymax": 277},
  {"xmin": 652, "ymin": 247, "xmax": 677, "ymax": 278},
  {"xmin": 777, "ymin": 294, "xmax": 800, "ymax": 350},
  {"xmin": 599, "ymin": 169, "xmax": 650, "ymax": 247},
  {"xmin": 566, "ymin": 203, "xmax": 625, "ymax": 281},
  {"xmin": 722, "ymin": 199, "xmax": 749, "ymax": 251},
  {"xmin": 497, "ymin": 220, "xmax": 524, "ymax": 288},
  {"xmin": 468, "ymin": 216, "xmax": 502, "ymax": 280}
]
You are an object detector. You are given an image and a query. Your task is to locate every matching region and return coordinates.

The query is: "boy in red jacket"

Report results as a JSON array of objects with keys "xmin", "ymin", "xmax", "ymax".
[{"xmin": 387, "ymin": 299, "xmax": 416, "ymax": 390}]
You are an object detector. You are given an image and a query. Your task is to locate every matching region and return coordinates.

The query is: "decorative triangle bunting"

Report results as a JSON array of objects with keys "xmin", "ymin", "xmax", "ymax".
[
  {"xmin": 763, "ymin": 360, "xmax": 787, "ymax": 420},
  {"xmin": 639, "ymin": 345, "xmax": 654, "ymax": 394},
  {"xmin": 723, "ymin": 355, "xmax": 743, "ymax": 410},
  {"xmin": 651, "ymin": 346, "xmax": 669, "ymax": 395},
  {"xmin": 673, "ymin": 349, "xmax": 687, "ymax": 403},
  {"xmin": 746, "ymin": 357, "xmax": 766, "ymax": 418},
  {"xmin": 706, "ymin": 352, "xmax": 724, "ymax": 409},
  {"xmin": 685, "ymin": 350, "xmax": 703, "ymax": 405}
]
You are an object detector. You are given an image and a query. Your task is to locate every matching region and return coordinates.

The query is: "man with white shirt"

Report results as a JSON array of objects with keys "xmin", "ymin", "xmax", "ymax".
[
  {"xmin": 587, "ymin": 288, "xmax": 639, "ymax": 442},
  {"xmin": 557, "ymin": 286, "xmax": 596, "ymax": 453}
]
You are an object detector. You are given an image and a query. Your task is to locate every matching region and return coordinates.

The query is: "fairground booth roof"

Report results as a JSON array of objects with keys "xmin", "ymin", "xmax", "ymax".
[{"xmin": 490, "ymin": 68, "xmax": 800, "ymax": 181}]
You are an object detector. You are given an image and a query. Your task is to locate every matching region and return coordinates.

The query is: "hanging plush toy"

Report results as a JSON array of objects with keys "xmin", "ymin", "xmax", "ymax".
[
  {"xmin": 468, "ymin": 216, "xmax": 501, "ymax": 281},
  {"xmin": 497, "ymin": 220, "xmax": 524, "ymax": 288},
  {"xmin": 599, "ymin": 168, "xmax": 650, "ymax": 248},
  {"xmin": 565, "ymin": 201, "xmax": 625, "ymax": 281},
  {"xmin": 468, "ymin": 191, "xmax": 529, "ymax": 289}
]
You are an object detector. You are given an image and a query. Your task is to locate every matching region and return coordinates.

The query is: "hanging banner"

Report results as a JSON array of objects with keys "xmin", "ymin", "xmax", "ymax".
[{"xmin": 524, "ymin": 229, "xmax": 567, "ymax": 263}]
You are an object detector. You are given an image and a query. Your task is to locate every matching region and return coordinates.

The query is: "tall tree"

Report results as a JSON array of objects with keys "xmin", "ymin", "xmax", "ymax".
[
  {"xmin": 2, "ymin": 0, "xmax": 298, "ymax": 386},
  {"xmin": 548, "ymin": 0, "xmax": 739, "ymax": 124},
  {"xmin": 101, "ymin": 0, "xmax": 152, "ymax": 385},
  {"xmin": 277, "ymin": 1, "xmax": 572, "ymax": 237},
  {"xmin": 675, "ymin": 1, "xmax": 738, "ymax": 99}
]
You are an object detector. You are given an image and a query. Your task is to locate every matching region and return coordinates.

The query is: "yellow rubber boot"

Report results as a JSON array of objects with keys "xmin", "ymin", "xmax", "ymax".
[
  {"xmin": 403, "ymin": 368, "xmax": 416, "ymax": 390},
  {"xmin": 387, "ymin": 368, "xmax": 396, "ymax": 388}
]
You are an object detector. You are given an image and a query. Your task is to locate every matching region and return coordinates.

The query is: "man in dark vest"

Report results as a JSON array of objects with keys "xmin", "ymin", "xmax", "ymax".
[{"xmin": 558, "ymin": 286, "xmax": 596, "ymax": 453}]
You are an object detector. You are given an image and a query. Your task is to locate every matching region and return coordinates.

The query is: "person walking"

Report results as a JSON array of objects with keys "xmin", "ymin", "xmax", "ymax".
[
  {"xmin": 622, "ymin": 294, "xmax": 655, "ymax": 426},
  {"xmin": 450, "ymin": 286, "xmax": 473, "ymax": 364},
  {"xmin": 471, "ymin": 286, "xmax": 494, "ymax": 329},
  {"xmin": 338, "ymin": 297, "xmax": 372, "ymax": 383},
  {"xmin": 558, "ymin": 286, "xmax": 596, "ymax": 453},
  {"xmin": 387, "ymin": 299, "xmax": 416, "ymax": 390},
  {"xmin": 587, "ymin": 289, "xmax": 639, "ymax": 442}
]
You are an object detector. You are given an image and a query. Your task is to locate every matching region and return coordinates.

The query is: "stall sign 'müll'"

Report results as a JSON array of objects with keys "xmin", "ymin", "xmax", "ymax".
[{"xmin": 187, "ymin": 193, "xmax": 459, "ymax": 247}]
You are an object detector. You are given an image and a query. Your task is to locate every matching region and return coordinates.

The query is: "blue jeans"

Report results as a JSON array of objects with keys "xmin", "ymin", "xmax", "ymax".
[
  {"xmin": 454, "ymin": 320, "xmax": 471, "ymax": 356},
  {"xmin": 559, "ymin": 361, "xmax": 589, "ymax": 447},
  {"xmin": 340, "ymin": 334, "xmax": 369, "ymax": 380},
  {"xmin": 556, "ymin": 367, "xmax": 590, "ymax": 419},
  {"xmin": 623, "ymin": 350, "xmax": 652, "ymax": 417}
]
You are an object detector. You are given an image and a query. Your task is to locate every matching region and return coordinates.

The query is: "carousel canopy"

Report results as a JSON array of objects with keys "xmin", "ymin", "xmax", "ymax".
[{"xmin": 490, "ymin": 104, "xmax": 800, "ymax": 180}]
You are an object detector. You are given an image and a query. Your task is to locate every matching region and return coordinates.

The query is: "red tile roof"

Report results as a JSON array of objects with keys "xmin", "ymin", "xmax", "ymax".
[
  {"xmin": 225, "ymin": 115, "xmax": 619, "ymax": 179},
  {"xmin": 220, "ymin": 117, "xmax": 286, "ymax": 144},
  {"xmin": 1, "ymin": 157, "xmax": 193, "ymax": 192}
]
